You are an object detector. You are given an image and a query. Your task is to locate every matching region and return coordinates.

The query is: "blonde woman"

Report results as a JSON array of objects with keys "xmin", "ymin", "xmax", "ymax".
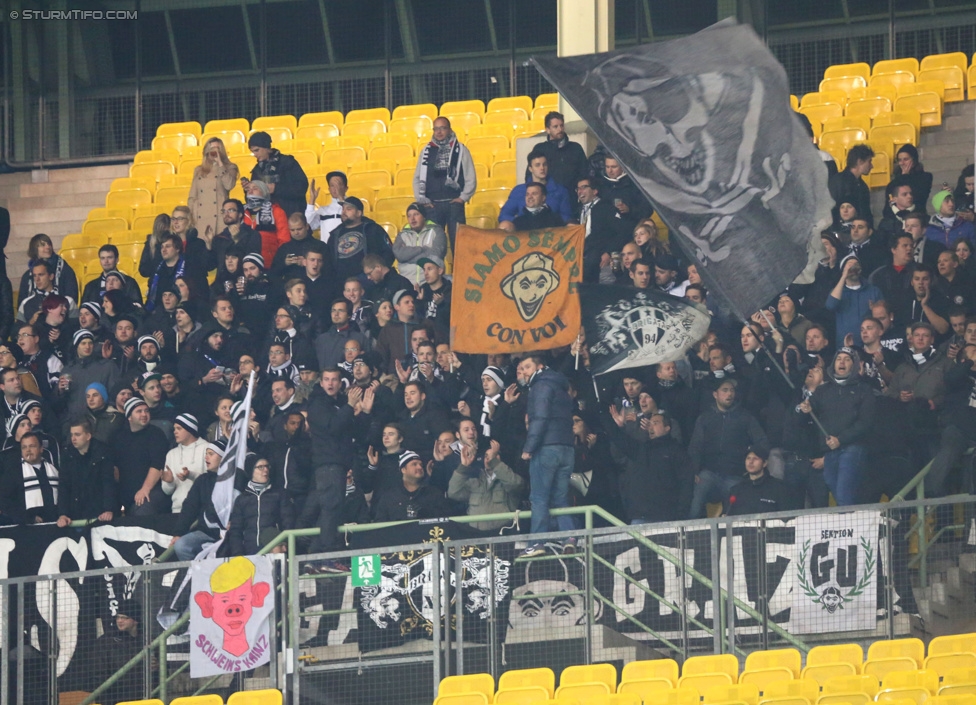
[
  {"xmin": 188, "ymin": 137, "xmax": 239, "ymax": 247},
  {"xmin": 140, "ymin": 207, "xmax": 210, "ymax": 310}
]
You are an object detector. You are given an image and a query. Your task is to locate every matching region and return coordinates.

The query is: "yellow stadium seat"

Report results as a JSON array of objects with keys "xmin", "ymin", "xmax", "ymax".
[
  {"xmin": 442, "ymin": 112, "xmax": 482, "ymax": 134},
  {"xmin": 235, "ymin": 155, "xmax": 257, "ymax": 176},
  {"xmin": 922, "ymin": 52, "xmax": 968, "ymax": 73},
  {"xmin": 535, "ymin": 92, "xmax": 558, "ymax": 109},
  {"xmin": 706, "ymin": 684, "xmax": 761, "ymax": 705},
  {"xmin": 296, "ymin": 125, "xmax": 340, "ymax": 144},
  {"xmin": 299, "ymin": 110, "xmax": 343, "ymax": 128},
  {"xmin": 488, "ymin": 96, "xmax": 533, "ymax": 114},
  {"xmin": 371, "ymin": 144, "xmax": 415, "ymax": 164},
  {"xmin": 179, "ymin": 159, "xmax": 200, "ymax": 175},
  {"xmin": 823, "ymin": 674, "xmax": 879, "ymax": 696},
  {"xmin": 870, "ymin": 123, "xmax": 917, "ymax": 156},
  {"xmin": 467, "ymin": 135, "xmax": 511, "ymax": 157},
  {"xmin": 872, "ymin": 108, "xmax": 921, "ymax": 132},
  {"xmin": 493, "ymin": 686, "xmax": 549, "ymax": 704},
  {"xmin": 183, "ymin": 144, "xmax": 203, "ymax": 161},
  {"xmin": 803, "ymin": 664, "xmax": 859, "ymax": 686},
  {"xmin": 824, "ymin": 116, "xmax": 872, "ymax": 134},
  {"xmin": 226, "ymin": 140, "xmax": 251, "ymax": 157},
  {"xmin": 562, "ymin": 664, "xmax": 617, "ymax": 693},
  {"xmin": 375, "ymin": 220, "xmax": 399, "ymax": 241},
  {"xmin": 467, "ymin": 214, "xmax": 496, "ymax": 230},
  {"xmin": 392, "ymin": 103, "xmax": 437, "ymax": 121},
  {"xmin": 61, "ymin": 233, "xmax": 89, "ymax": 250},
  {"xmin": 930, "ymin": 696, "xmax": 976, "ymax": 705},
  {"xmin": 556, "ymin": 682, "xmax": 612, "ymax": 701},
  {"xmin": 343, "ymin": 120, "xmax": 386, "ymax": 139},
  {"xmin": 661, "ymin": 688, "xmax": 702, "ymax": 705},
  {"xmin": 800, "ymin": 103, "xmax": 844, "ymax": 128},
  {"xmin": 138, "ymin": 147, "xmax": 179, "ymax": 166},
  {"xmin": 820, "ymin": 76, "xmax": 867, "ymax": 95},
  {"xmin": 346, "ymin": 107, "xmax": 390, "ymax": 125},
  {"xmin": 395, "ymin": 167, "xmax": 415, "ymax": 185},
  {"xmin": 348, "ymin": 170, "xmax": 392, "ymax": 198},
  {"xmin": 201, "ymin": 130, "xmax": 247, "ymax": 147},
  {"xmin": 826, "ymin": 63, "xmax": 871, "ymax": 81},
  {"xmin": 370, "ymin": 132, "xmax": 416, "ymax": 151},
  {"xmin": 926, "ymin": 655, "xmax": 976, "ymax": 678},
  {"xmin": 440, "ymin": 673, "xmax": 494, "ymax": 700},
  {"xmin": 390, "ymin": 116, "xmax": 432, "ymax": 139},
  {"xmin": 790, "ymin": 94, "xmax": 799, "ymax": 110},
  {"xmin": 930, "ymin": 634, "xmax": 976, "ymax": 658},
  {"xmin": 171, "ymin": 695, "xmax": 223, "ymax": 705},
  {"xmin": 321, "ymin": 146, "xmax": 367, "ymax": 171},
  {"xmin": 106, "ymin": 189, "xmax": 152, "ymax": 210},
  {"xmin": 681, "ymin": 673, "xmax": 735, "ymax": 693},
  {"xmin": 434, "ymin": 695, "xmax": 489, "ymax": 705},
  {"xmin": 252, "ymin": 114, "xmax": 298, "ymax": 132},
  {"xmin": 249, "ymin": 126, "xmax": 291, "ymax": 144},
  {"xmin": 442, "ymin": 99, "xmax": 486, "ymax": 117},
  {"xmin": 491, "ymin": 160, "xmax": 517, "ymax": 182},
  {"xmin": 205, "ymin": 117, "xmax": 250, "ymax": 134},
  {"xmin": 376, "ymin": 184, "xmax": 414, "ymax": 200},
  {"xmin": 900, "ymin": 79, "xmax": 946, "ymax": 101},
  {"xmin": 117, "ymin": 700, "xmax": 164, "ymax": 705},
  {"xmin": 157, "ymin": 121, "xmax": 202, "ymax": 137},
  {"xmin": 509, "ymin": 122, "xmax": 541, "ymax": 140},
  {"xmin": 110, "ymin": 230, "xmax": 145, "ymax": 245},
  {"xmin": 288, "ymin": 149, "xmax": 317, "ymax": 172},
  {"xmin": 151, "ymin": 133, "xmax": 198, "ymax": 153},
  {"xmin": 609, "ymin": 694, "xmax": 641, "ymax": 705},
  {"xmin": 803, "ymin": 90, "xmax": 850, "ymax": 107},
  {"xmin": 111, "ymin": 176, "xmax": 157, "ymax": 194},
  {"xmin": 469, "ymin": 189, "xmax": 509, "ymax": 211},
  {"xmin": 374, "ymin": 195, "xmax": 416, "ymax": 214},
  {"xmin": 155, "ymin": 198, "xmax": 188, "ymax": 214},
  {"xmin": 874, "ymin": 58, "xmax": 919, "ymax": 77},
  {"xmin": 622, "ymin": 659, "xmax": 679, "ymax": 686},
  {"xmin": 942, "ymin": 687, "xmax": 976, "ymax": 699},
  {"xmin": 468, "ymin": 123, "xmax": 514, "ymax": 141},
  {"xmin": 876, "ymin": 688, "xmax": 930, "ymax": 705},
  {"xmin": 746, "ymin": 650, "xmax": 802, "ymax": 678},
  {"xmin": 820, "ymin": 128, "xmax": 867, "ymax": 153},
  {"xmin": 882, "ymin": 670, "xmax": 938, "ymax": 694},
  {"xmin": 130, "ymin": 162, "xmax": 175, "ymax": 184},
  {"xmin": 865, "ymin": 659, "xmax": 918, "ymax": 680},
  {"xmin": 685, "ymin": 655, "xmax": 740, "ymax": 684},
  {"xmin": 154, "ymin": 186, "xmax": 189, "ymax": 203},
  {"xmin": 918, "ymin": 68, "xmax": 963, "ymax": 101},
  {"xmin": 846, "ymin": 97, "xmax": 892, "ymax": 119},
  {"xmin": 868, "ymin": 639, "xmax": 924, "ymax": 668},
  {"xmin": 761, "ymin": 699, "xmax": 812, "ymax": 705},
  {"xmin": 485, "ymin": 109, "xmax": 529, "ymax": 130},
  {"xmin": 850, "ymin": 84, "xmax": 899, "ymax": 104},
  {"xmin": 741, "ymin": 669, "xmax": 794, "ymax": 693},
  {"xmin": 157, "ymin": 173, "xmax": 194, "ymax": 189},
  {"xmin": 532, "ymin": 106, "xmax": 553, "ymax": 121},
  {"xmin": 871, "ymin": 72, "xmax": 916, "ymax": 91},
  {"xmin": 896, "ymin": 92, "xmax": 943, "ymax": 127},
  {"xmin": 277, "ymin": 138, "xmax": 326, "ymax": 156},
  {"xmin": 619, "ymin": 678, "xmax": 675, "ymax": 701},
  {"xmin": 763, "ymin": 680, "xmax": 820, "ymax": 702},
  {"xmin": 226, "ymin": 689, "xmax": 283, "ymax": 705},
  {"xmin": 479, "ymin": 177, "xmax": 513, "ymax": 191},
  {"xmin": 817, "ymin": 693, "xmax": 870, "ymax": 705}
]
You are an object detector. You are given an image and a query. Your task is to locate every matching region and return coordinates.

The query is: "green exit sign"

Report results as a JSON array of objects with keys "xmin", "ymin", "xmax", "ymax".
[{"xmin": 351, "ymin": 554, "xmax": 381, "ymax": 587}]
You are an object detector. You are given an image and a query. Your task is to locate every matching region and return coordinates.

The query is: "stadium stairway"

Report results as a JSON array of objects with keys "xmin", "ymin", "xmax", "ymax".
[{"xmin": 0, "ymin": 164, "xmax": 130, "ymax": 279}]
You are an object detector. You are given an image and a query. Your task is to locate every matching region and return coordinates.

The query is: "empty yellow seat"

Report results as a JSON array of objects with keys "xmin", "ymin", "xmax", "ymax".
[
  {"xmin": 443, "ymin": 112, "xmax": 482, "ymax": 135},
  {"xmin": 252, "ymin": 114, "xmax": 297, "ymax": 132},
  {"xmin": 918, "ymin": 68, "xmax": 964, "ymax": 101},
  {"xmin": 375, "ymin": 195, "xmax": 418, "ymax": 214},
  {"xmin": 485, "ymin": 109, "xmax": 529, "ymax": 129},
  {"xmin": 823, "ymin": 674, "xmax": 879, "ymax": 696},
  {"xmin": 106, "ymin": 189, "xmax": 152, "ymax": 210},
  {"xmin": 846, "ymin": 97, "xmax": 892, "ymax": 119},
  {"xmin": 865, "ymin": 658, "xmax": 918, "ymax": 680},
  {"xmin": 869, "ymin": 639, "xmax": 925, "ymax": 668},
  {"xmin": 741, "ymin": 669, "xmax": 794, "ymax": 693},
  {"xmin": 874, "ymin": 58, "xmax": 919, "ymax": 77},
  {"xmin": 117, "ymin": 700, "xmax": 164, "ymax": 705},
  {"xmin": 130, "ymin": 161, "xmax": 175, "ymax": 182},
  {"xmin": 760, "ymin": 698, "xmax": 812, "ymax": 705},
  {"xmin": 803, "ymin": 664, "xmax": 859, "ymax": 686},
  {"xmin": 468, "ymin": 123, "xmax": 514, "ymax": 141},
  {"xmin": 392, "ymin": 103, "xmax": 437, "ymax": 121},
  {"xmin": 151, "ymin": 133, "xmax": 198, "ymax": 153},
  {"xmin": 820, "ymin": 128, "xmax": 868, "ymax": 154},
  {"xmin": 817, "ymin": 693, "xmax": 870, "ymax": 705},
  {"xmin": 609, "ymin": 694, "xmax": 641, "ymax": 705},
  {"xmin": 342, "ymin": 120, "xmax": 387, "ymax": 139},
  {"xmin": 111, "ymin": 176, "xmax": 157, "ymax": 194},
  {"xmin": 882, "ymin": 670, "xmax": 938, "ymax": 694},
  {"xmin": 623, "ymin": 659, "xmax": 679, "ymax": 686},
  {"xmin": 390, "ymin": 116, "xmax": 432, "ymax": 139},
  {"xmin": 800, "ymin": 103, "xmax": 845, "ymax": 129},
  {"xmin": 930, "ymin": 634, "xmax": 976, "ymax": 658},
  {"xmin": 895, "ymin": 92, "xmax": 943, "ymax": 127},
  {"xmin": 922, "ymin": 52, "xmax": 968, "ymax": 73},
  {"xmin": 171, "ymin": 695, "xmax": 222, "ymax": 705},
  {"xmin": 320, "ymin": 146, "xmax": 367, "ymax": 171},
  {"xmin": 706, "ymin": 684, "xmax": 761, "ymax": 705},
  {"xmin": 664, "ymin": 687, "xmax": 702, "ymax": 705},
  {"xmin": 942, "ymin": 687, "xmax": 976, "ymax": 699},
  {"xmin": 556, "ymin": 682, "xmax": 611, "ymax": 701},
  {"xmin": 296, "ymin": 125, "xmax": 340, "ymax": 144},
  {"xmin": 226, "ymin": 689, "xmax": 282, "ymax": 705},
  {"xmin": 442, "ymin": 99, "xmax": 487, "ymax": 117},
  {"xmin": 930, "ymin": 696, "xmax": 976, "ymax": 705},
  {"xmin": 803, "ymin": 90, "xmax": 850, "ymax": 107},
  {"xmin": 763, "ymin": 680, "xmax": 820, "ymax": 703},
  {"xmin": 899, "ymin": 79, "xmax": 946, "ymax": 101},
  {"xmin": 440, "ymin": 673, "xmax": 494, "ymax": 700},
  {"xmin": 205, "ymin": 117, "xmax": 250, "ymax": 134},
  {"xmin": 680, "ymin": 673, "xmax": 735, "ymax": 693},
  {"xmin": 870, "ymin": 122, "xmax": 918, "ymax": 154},
  {"xmin": 927, "ymin": 655, "xmax": 976, "ymax": 678},
  {"xmin": 298, "ymin": 111, "xmax": 343, "ymax": 129},
  {"xmin": 619, "ymin": 678, "xmax": 675, "ymax": 701},
  {"xmin": 154, "ymin": 186, "xmax": 189, "ymax": 204},
  {"xmin": 871, "ymin": 72, "xmax": 916, "ymax": 91},
  {"xmin": 826, "ymin": 63, "xmax": 872, "ymax": 81},
  {"xmin": 201, "ymin": 130, "xmax": 248, "ymax": 148},
  {"xmin": 434, "ymin": 695, "xmax": 489, "ymax": 705},
  {"xmin": 346, "ymin": 107, "xmax": 390, "ymax": 125},
  {"xmin": 820, "ymin": 76, "xmax": 867, "ymax": 95},
  {"xmin": 876, "ymin": 688, "xmax": 930, "ymax": 705},
  {"xmin": 370, "ymin": 144, "xmax": 415, "ymax": 164},
  {"xmin": 157, "ymin": 121, "xmax": 202, "ymax": 137},
  {"xmin": 488, "ymin": 96, "xmax": 533, "ymax": 114},
  {"xmin": 535, "ymin": 93, "xmax": 558, "ymax": 109},
  {"xmin": 561, "ymin": 664, "xmax": 617, "ymax": 693},
  {"xmin": 493, "ymin": 686, "xmax": 549, "ymax": 704},
  {"xmin": 824, "ymin": 116, "xmax": 872, "ymax": 134},
  {"xmin": 944, "ymin": 670, "xmax": 976, "ymax": 688}
]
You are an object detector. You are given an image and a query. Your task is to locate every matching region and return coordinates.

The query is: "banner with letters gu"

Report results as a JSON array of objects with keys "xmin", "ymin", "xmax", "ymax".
[{"xmin": 450, "ymin": 225, "xmax": 584, "ymax": 353}]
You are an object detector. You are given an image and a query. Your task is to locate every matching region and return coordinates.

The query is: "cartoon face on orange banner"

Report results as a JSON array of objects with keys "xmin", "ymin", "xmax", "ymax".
[
  {"xmin": 450, "ymin": 225, "xmax": 584, "ymax": 353},
  {"xmin": 193, "ymin": 556, "xmax": 271, "ymax": 657}
]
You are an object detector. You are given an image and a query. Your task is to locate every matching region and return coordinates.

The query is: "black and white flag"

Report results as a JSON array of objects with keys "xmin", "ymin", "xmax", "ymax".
[
  {"xmin": 533, "ymin": 21, "xmax": 833, "ymax": 320},
  {"xmin": 581, "ymin": 284, "xmax": 711, "ymax": 375}
]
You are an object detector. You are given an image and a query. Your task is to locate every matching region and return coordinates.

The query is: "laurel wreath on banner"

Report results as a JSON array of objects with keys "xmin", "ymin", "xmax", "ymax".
[{"xmin": 797, "ymin": 537, "xmax": 875, "ymax": 605}]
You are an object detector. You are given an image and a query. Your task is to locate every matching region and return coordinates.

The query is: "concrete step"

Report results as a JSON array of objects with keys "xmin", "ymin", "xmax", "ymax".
[
  {"xmin": 6, "ymin": 192, "xmax": 108, "ymax": 210},
  {"xmin": 11, "ymin": 205, "xmax": 94, "ymax": 225},
  {"xmin": 44, "ymin": 164, "xmax": 129, "ymax": 182},
  {"xmin": 918, "ymin": 143, "xmax": 974, "ymax": 161},
  {"xmin": 919, "ymin": 129, "xmax": 975, "ymax": 147},
  {"xmin": 19, "ymin": 178, "xmax": 118, "ymax": 198}
]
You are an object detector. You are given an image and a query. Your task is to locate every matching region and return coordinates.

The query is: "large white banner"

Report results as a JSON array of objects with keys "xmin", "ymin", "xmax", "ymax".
[
  {"xmin": 190, "ymin": 555, "xmax": 275, "ymax": 677},
  {"xmin": 792, "ymin": 510, "xmax": 879, "ymax": 634}
]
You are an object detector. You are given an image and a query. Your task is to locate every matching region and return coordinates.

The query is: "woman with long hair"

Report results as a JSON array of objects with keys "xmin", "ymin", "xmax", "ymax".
[
  {"xmin": 889, "ymin": 144, "xmax": 933, "ymax": 211},
  {"xmin": 188, "ymin": 137, "xmax": 239, "ymax": 247},
  {"xmin": 140, "ymin": 206, "xmax": 210, "ymax": 303},
  {"xmin": 19, "ymin": 233, "xmax": 78, "ymax": 304}
]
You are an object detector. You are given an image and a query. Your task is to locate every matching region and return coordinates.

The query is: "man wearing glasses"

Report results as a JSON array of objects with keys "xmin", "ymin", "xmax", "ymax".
[{"xmin": 412, "ymin": 117, "xmax": 477, "ymax": 250}]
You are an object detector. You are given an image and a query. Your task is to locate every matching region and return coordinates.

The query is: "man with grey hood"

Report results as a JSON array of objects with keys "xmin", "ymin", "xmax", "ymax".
[
  {"xmin": 799, "ymin": 346, "xmax": 876, "ymax": 506},
  {"xmin": 392, "ymin": 203, "xmax": 448, "ymax": 285}
]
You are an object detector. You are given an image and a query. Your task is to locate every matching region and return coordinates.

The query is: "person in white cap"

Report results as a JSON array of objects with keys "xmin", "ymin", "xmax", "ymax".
[{"xmin": 161, "ymin": 413, "xmax": 208, "ymax": 513}]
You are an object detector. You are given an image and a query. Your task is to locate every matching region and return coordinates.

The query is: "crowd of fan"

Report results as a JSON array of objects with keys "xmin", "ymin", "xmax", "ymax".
[{"xmin": 0, "ymin": 110, "xmax": 973, "ymax": 569}]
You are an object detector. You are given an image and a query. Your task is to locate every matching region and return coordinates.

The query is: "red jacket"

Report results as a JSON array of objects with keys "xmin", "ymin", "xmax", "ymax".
[{"xmin": 244, "ymin": 203, "xmax": 289, "ymax": 264}]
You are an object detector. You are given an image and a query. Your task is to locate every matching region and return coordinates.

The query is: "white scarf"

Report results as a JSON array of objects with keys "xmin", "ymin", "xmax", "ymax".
[
  {"xmin": 480, "ymin": 393, "xmax": 500, "ymax": 437},
  {"xmin": 22, "ymin": 459, "xmax": 58, "ymax": 510}
]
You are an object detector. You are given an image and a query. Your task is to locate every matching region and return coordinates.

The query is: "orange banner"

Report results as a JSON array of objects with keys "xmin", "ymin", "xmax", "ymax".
[{"xmin": 450, "ymin": 224, "xmax": 584, "ymax": 353}]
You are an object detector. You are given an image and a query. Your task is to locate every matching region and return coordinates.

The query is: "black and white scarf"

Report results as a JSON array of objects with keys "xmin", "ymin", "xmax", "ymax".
[
  {"xmin": 417, "ymin": 135, "xmax": 462, "ymax": 197},
  {"xmin": 22, "ymin": 459, "xmax": 58, "ymax": 510},
  {"xmin": 146, "ymin": 256, "xmax": 185, "ymax": 313},
  {"xmin": 26, "ymin": 257, "xmax": 65, "ymax": 297},
  {"xmin": 480, "ymin": 393, "xmax": 500, "ymax": 437},
  {"xmin": 246, "ymin": 195, "xmax": 275, "ymax": 229}
]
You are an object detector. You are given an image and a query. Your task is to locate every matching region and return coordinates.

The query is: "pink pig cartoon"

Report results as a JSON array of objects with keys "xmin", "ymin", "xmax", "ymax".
[{"xmin": 194, "ymin": 556, "xmax": 271, "ymax": 657}]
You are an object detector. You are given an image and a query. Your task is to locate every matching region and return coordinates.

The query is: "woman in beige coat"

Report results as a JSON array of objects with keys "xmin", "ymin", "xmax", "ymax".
[{"xmin": 187, "ymin": 137, "xmax": 238, "ymax": 248}]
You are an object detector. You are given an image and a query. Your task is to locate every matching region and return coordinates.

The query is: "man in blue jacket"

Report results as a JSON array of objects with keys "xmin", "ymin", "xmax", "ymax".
[
  {"xmin": 518, "ymin": 354, "xmax": 576, "ymax": 557},
  {"xmin": 498, "ymin": 149, "xmax": 574, "ymax": 229}
]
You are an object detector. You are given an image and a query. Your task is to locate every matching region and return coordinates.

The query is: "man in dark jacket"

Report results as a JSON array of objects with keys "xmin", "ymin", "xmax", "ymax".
[
  {"xmin": 519, "ymin": 355, "xmax": 576, "ymax": 556},
  {"xmin": 265, "ymin": 410, "xmax": 314, "ymax": 516},
  {"xmin": 512, "ymin": 184, "xmax": 566, "ymax": 232},
  {"xmin": 602, "ymin": 156, "xmax": 653, "ymax": 232},
  {"xmin": 329, "ymin": 197, "xmax": 395, "ymax": 283},
  {"xmin": 577, "ymin": 176, "xmax": 629, "ymax": 283},
  {"xmin": 82, "ymin": 244, "xmax": 143, "ymax": 305},
  {"xmin": 210, "ymin": 198, "xmax": 263, "ymax": 273},
  {"xmin": 725, "ymin": 446, "xmax": 795, "ymax": 515},
  {"xmin": 687, "ymin": 378, "xmax": 769, "ymax": 519},
  {"xmin": 828, "ymin": 144, "xmax": 874, "ymax": 227},
  {"xmin": 247, "ymin": 131, "xmax": 309, "ymax": 219},
  {"xmin": 314, "ymin": 298, "xmax": 370, "ymax": 369},
  {"xmin": 801, "ymin": 347, "xmax": 876, "ymax": 506},
  {"xmin": 228, "ymin": 454, "xmax": 293, "ymax": 556},
  {"xmin": 56, "ymin": 418, "xmax": 116, "ymax": 525},
  {"xmin": 608, "ymin": 410, "xmax": 692, "ymax": 524},
  {"xmin": 302, "ymin": 369, "xmax": 373, "ymax": 571},
  {"xmin": 397, "ymin": 380, "xmax": 450, "ymax": 464},
  {"xmin": 372, "ymin": 450, "xmax": 453, "ymax": 521},
  {"xmin": 534, "ymin": 112, "xmax": 589, "ymax": 193}
]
